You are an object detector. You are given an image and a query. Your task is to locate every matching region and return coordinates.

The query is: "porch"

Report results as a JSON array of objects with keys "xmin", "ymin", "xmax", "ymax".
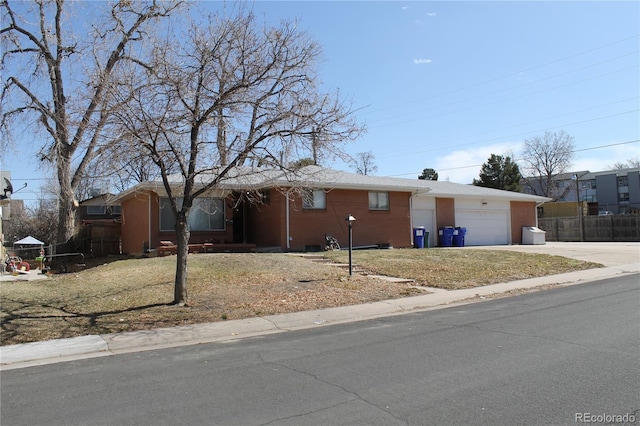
[{"xmin": 156, "ymin": 240, "xmax": 257, "ymax": 256}]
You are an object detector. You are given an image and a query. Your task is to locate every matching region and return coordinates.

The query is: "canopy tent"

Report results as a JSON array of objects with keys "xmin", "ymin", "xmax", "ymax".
[{"xmin": 14, "ymin": 236, "xmax": 45, "ymax": 246}]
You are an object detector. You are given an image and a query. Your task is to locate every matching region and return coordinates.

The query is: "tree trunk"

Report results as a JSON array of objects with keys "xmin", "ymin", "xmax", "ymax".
[
  {"xmin": 56, "ymin": 155, "xmax": 77, "ymax": 246},
  {"xmin": 173, "ymin": 219, "xmax": 190, "ymax": 305}
]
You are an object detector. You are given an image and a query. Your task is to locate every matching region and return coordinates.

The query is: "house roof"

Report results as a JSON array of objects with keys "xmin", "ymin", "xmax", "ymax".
[
  {"xmin": 79, "ymin": 193, "xmax": 119, "ymax": 206},
  {"xmin": 581, "ymin": 167, "xmax": 640, "ymax": 180},
  {"xmin": 523, "ymin": 170, "xmax": 590, "ymax": 182},
  {"xmin": 113, "ymin": 165, "xmax": 551, "ymax": 203},
  {"xmin": 525, "ymin": 167, "xmax": 640, "ymax": 182}
]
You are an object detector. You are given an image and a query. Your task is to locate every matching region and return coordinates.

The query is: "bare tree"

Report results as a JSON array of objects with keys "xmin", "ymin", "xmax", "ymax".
[
  {"xmin": 352, "ymin": 151, "xmax": 378, "ymax": 175},
  {"xmin": 609, "ymin": 158, "xmax": 640, "ymax": 170},
  {"xmin": 1, "ymin": 0, "xmax": 180, "ymax": 246},
  {"xmin": 81, "ymin": 137, "xmax": 179, "ymax": 195},
  {"xmin": 2, "ymin": 195, "xmax": 58, "ymax": 246},
  {"xmin": 111, "ymin": 8, "xmax": 364, "ymax": 305},
  {"xmin": 520, "ymin": 130, "xmax": 575, "ymax": 199}
]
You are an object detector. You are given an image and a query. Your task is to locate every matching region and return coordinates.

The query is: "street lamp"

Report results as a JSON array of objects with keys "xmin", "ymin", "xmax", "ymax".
[
  {"xmin": 573, "ymin": 174, "xmax": 584, "ymax": 242},
  {"xmin": 345, "ymin": 214, "xmax": 356, "ymax": 276}
]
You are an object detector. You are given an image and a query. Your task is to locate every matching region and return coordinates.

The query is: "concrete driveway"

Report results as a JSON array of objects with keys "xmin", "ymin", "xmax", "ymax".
[{"xmin": 463, "ymin": 241, "xmax": 640, "ymax": 267}]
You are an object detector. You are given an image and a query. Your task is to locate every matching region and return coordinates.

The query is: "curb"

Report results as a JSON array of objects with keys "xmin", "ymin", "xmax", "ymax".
[
  {"xmin": 2, "ymin": 262, "xmax": 638, "ymax": 369},
  {"xmin": 0, "ymin": 335, "xmax": 109, "ymax": 365}
]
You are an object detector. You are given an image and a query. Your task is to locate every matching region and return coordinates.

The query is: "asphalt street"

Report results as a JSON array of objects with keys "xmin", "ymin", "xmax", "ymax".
[{"xmin": 1, "ymin": 274, "xmax": 638, "ymax": 426}]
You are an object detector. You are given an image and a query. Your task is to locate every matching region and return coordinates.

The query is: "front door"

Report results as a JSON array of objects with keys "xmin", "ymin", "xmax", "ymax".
[{"xmin": 232, "ymin": 200, "xmax": 245, "ymax": 243}]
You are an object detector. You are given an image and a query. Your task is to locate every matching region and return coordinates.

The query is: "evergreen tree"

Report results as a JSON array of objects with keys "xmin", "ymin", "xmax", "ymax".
[
  {"xmin": 473, "ymin": 154, "xmax": 522, "ymax": 192},
  {"xmin": 418, "ymin": 168, "xmax": 438, "ymax": 180}
]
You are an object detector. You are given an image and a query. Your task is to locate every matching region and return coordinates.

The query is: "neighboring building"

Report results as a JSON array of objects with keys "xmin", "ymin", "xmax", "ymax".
[
  {"xmin": 523, "ymin": 171, "xmax": 590, "ymax": 202},
  {"xmin": 77, "ymin": 192, "xmax": 121, "ymax": 222},
  {"xmin": 76, "ymin": 192, "xmax": 122, "ymax": 257},
  {"xmin": 531, "ymin": 168, "xmax": 640, "ymax": 216},
  {"xmin": 112, "ymin": 166, "xmax": 549, "ymax": 255},
  {"xmin": 580, "ymin": 168, "xmax": 640, "ymax": 215}
]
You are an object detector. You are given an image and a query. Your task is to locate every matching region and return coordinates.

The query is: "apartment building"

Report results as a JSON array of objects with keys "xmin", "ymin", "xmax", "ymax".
[{"xmin": 525, "ymin": 168, "xmax": 640, "ymax": 215}]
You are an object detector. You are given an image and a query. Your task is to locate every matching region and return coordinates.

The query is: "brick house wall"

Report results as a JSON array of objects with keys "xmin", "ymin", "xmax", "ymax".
[
  {"xmin": 118, "ymin": 184, "xmax": 543, "ymax": 253},
  {"xmin": 245, "ymin": 188, "xmax": 412, "ymax": 251},
  {"xmin": 289, "ymin": 189, "xmax": 411, "ymax": 251},
  {"xmin": 120, "ymin": 191, "xmax": 236, "ymax": 255},
  {"xmin": 120, "ymin": 192, "xmax": 153, "ymax": 254},
  {"xmin": 436, "ymin": 197, "xmax": 455, "ymax": 229},
  {"xmin": 510, "ymin": 201, "xmax": 538, "ymax": 245},
  {"xmin": 246, "ymin": 190, "xmax": 287, "ymax": 248}
]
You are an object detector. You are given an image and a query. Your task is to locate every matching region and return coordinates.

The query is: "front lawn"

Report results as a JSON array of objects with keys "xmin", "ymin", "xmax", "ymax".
[{"xmin": 0, "ymin": 249, "xmax": 601, "ymax": 345}]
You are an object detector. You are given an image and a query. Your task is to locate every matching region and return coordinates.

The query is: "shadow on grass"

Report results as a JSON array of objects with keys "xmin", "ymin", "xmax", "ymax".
[
  {"xmin": 47, "ymin": 254, "xmax": 137, "ymax": 275},
  {"xmin": 1, "ymin": 298, "xmax": 172, "ymax": 344}
]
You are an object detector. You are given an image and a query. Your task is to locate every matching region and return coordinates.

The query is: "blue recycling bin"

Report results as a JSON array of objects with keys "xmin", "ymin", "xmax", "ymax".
[
  {"xmin": 439, "ymin": 227, "xmax": 454, "ymax": 247},
  {"xmin": 413, "ymin": 226, "xmax": 426, "ymax": 248},
  {"xmin": 453, "ymin": 227, "xmax": 467, "ymax": 247}
]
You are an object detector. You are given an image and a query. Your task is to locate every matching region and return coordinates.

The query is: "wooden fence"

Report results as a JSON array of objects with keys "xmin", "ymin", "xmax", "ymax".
[
  {"xmin": 538, "ymin": 215, "xmax": 639, "ymax": 242},
  {"xmin": 79, "ymin": 221, "xmax": 121, "ymax": 256}
]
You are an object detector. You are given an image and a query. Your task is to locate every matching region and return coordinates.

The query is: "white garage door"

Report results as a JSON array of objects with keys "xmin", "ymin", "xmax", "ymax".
[
  {"xmin": 455, "ymin": 210, "xmax": 509, "ymax": 246},
  {"xmin": 412, "ymin": 197, "xmax": 436, "ymax": 247}
]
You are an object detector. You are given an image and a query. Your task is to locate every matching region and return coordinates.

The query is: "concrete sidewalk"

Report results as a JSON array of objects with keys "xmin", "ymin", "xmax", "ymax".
[
  {"xmin": 0, "ymin": 269, "xmax": 48, "ymax": 282},
  {"xmin": 2, "ymin": 242, "xmax": 638, "ymax": 370}
]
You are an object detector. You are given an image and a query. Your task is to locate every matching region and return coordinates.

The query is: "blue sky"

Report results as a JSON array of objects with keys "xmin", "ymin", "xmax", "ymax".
[
  {"xmin": 2, "ymin": 1, "xmax": 639, "ymax": 205},
  {"xmin": 251, "ymin": 1, "xmax": 639, "ymax": 181}
]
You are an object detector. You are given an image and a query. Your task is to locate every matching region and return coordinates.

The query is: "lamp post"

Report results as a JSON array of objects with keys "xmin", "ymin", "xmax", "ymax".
[
  {"xmin": 573, "ymin": 174, "xmax": 584, "ymax": 242},
  {"xmin": 345, "ymin": 214, "xmax": 356, "ymax": 276}
]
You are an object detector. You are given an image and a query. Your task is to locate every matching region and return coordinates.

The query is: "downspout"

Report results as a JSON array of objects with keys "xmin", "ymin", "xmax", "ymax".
[
  {"xmin": 410, "ymin": 192, "xmax": 415, "ymax": 245},
  {"xmin": 286, "ymin": 190, "xmax": 291, "ymax": 251}
]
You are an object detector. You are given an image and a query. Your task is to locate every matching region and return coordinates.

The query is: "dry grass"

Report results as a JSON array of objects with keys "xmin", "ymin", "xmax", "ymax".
[
  {"xmin": 324, "ymin": 248, "xmax": 601, "ymax": 289},
  {"xmin": 1, "ymin": 249, "xmax": 602, "ymax": 346},
  {"xmin": 0, "ymin": 253, "xmax": 421, "ymax": 345}
]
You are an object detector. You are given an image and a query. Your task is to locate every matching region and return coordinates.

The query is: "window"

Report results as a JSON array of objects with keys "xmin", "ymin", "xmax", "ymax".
[
  {"xmin": 160, "ymin": 197, "xmax": 225, "ymax": 231},
  {"xmin": 87, "ymin": 205, "xmax": 106, "ymax": 215},
  {"xmin": 261, "ymin": 190, "xmax": 270, "ymax": 206},
  {"xmin": 618, "ymin": 192, "xmax": 630, "ymax": 202},
  {"xmin": 369, "ymin": 191, "xmax": 389, "ymax": 210},
  {"xmin": 302, "ymin": 189, "xmax": 326, "ymax": 209}
]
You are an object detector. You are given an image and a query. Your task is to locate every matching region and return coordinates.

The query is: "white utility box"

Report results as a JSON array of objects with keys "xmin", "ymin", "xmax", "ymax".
[{"xmin": 522, "ymin": 227, "xmax": 546, "ymax": 245}]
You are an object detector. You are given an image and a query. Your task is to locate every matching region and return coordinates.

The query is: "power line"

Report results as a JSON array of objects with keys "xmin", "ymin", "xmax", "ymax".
[
  {"xmin": 370, "ymin": 64, "xmax": 639, "ymax": 130},
  {"xmin": 392, "ymin": 97, "xmax": 638, "ymax": 155},
  {"xmin": 370, "ymin": 50, "xmax": 639, "ymax": 125},
  {"xmin": 365, "ymin": 34, "xmax": 640, "ymax": 115},
  {"xmin": 386, "ymin": 139, "xmax": 640, "ymax": 178},
  {"xmin": 378, "ymin": 109, "xmax": 639, "ymax": 160}
]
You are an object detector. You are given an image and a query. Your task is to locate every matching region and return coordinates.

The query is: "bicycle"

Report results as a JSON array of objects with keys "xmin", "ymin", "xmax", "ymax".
[{"xmin": 324, "ymin": 234, "xmax": 340, "ymax": 251}]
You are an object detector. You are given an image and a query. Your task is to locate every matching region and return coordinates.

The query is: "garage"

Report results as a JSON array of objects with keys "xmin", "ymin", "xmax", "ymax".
[
  {"xmin": 410, "ymin": 181, "xmax": 549, "ymax": 247},
  {"xmin": 455, "ymin": 209, "xmax": 510, "ymax": 245}
]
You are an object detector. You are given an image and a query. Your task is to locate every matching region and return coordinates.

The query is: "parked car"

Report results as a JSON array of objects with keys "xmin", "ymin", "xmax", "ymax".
[{"xmin": 598, "ymin": 210, "xmax": 614, "ymax": 216}]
